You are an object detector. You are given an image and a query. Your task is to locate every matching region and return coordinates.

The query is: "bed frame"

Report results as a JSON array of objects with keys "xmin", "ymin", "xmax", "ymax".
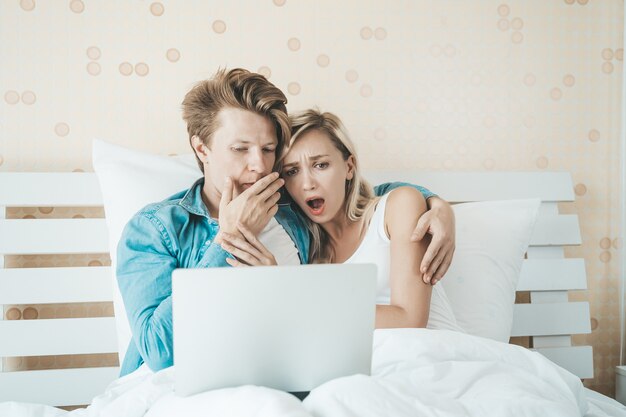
[{"xmin": 0, "ymin": 171, "xmax": 592, "ymax": 407}]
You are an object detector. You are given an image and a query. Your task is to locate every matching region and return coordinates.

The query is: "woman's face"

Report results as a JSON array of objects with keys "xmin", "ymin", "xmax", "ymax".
[{"xmin": 281, "ymin": 129, "xmax": 354, "ymax": 224}]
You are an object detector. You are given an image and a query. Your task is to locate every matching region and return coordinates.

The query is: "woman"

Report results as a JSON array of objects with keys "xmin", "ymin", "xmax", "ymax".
[{"xmin": 220, "ymin": 109, "xmax": 460, "ymax": 330}]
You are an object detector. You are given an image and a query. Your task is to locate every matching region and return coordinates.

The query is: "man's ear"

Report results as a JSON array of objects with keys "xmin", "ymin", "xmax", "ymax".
[
  {"xmin": 191, "ymin": 135, "xmax": 210, "ymax": 164},
  {"xmin": 346, "ymin": 155, "xmax": 356, "ymax": 180}
]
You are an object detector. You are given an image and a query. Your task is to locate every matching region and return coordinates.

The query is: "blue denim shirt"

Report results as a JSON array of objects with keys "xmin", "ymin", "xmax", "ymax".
[{"xmin": 116, "ymin": 178, "xmax": 435, "ymax": 376}]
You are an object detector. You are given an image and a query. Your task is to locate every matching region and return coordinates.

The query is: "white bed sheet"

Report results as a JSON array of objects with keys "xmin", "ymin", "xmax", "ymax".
[
  {"xmin": 584, "ymin": 387, "xmax": 626, "ymax": 417},
  {"xmin": 2, "ymin": 329, "xmax": 625, "ymax": 417}
]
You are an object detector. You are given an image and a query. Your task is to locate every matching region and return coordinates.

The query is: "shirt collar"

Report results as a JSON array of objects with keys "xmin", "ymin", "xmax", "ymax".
[{"xmin": 179, "ymin": 177, "xmax": 214, "ymax": 219}]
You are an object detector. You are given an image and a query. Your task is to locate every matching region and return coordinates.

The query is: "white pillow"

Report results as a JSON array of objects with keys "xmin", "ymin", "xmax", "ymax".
[
  {"xmin": 92, "ymin": 139, "xmax": 202, "ymax": 364},
  {"xmin": 440, "ymin": 199, "xmax": 541, "ymax": 343}
]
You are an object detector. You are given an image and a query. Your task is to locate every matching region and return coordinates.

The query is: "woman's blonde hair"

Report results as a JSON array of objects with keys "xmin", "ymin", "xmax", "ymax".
[
  {"xmin": 284, "ymin": 109, "xmax": 378, "ymax": 263},
  {"xmin": 181, "ymin": 68, "xmax": 290, "ymax": 173}
]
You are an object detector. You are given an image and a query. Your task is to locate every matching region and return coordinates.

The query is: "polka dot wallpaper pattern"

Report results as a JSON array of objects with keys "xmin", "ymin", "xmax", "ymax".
[{"xmin": 0, "ymin": 0, "xmax": 624, "ymax": 399}]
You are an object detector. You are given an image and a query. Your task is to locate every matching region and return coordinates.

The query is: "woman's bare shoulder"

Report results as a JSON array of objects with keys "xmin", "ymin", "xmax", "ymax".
[
  {"xmin": 385, "ymin": 187, "xmax": 427, "ymax": 238},
  {"xmin": 386, "ymin": 186, "xmax": 427, "ymax": 211}
]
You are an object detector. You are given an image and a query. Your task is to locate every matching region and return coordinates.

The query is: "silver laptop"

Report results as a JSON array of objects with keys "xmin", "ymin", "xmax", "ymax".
[{"xmin": 172, "ymin": 263, "xmax": 377, "ymax": 397}]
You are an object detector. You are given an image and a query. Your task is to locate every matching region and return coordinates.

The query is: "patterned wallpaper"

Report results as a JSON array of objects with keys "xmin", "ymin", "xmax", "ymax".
[{"xmin": 0, "ymin": 0, "xmax": 623, "ymax": 399}]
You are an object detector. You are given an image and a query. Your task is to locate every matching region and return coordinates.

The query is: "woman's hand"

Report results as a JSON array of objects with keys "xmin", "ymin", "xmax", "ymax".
[
  {"xmin": 410, "ymin": 197, "xmax": 455, "ymax": 285},
  {"xmin": 220, "ymin": 223, "xmax": 278, "ymax": 267}
]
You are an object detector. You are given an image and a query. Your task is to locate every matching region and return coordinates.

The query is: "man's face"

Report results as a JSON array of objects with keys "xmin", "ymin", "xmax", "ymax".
[{"xmin": 204, "ymin": 107, "xmax": 278, "ymax": 196}]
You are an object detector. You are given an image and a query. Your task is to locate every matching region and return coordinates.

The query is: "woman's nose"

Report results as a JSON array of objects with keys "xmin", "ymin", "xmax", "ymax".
[{"xmin": 302, "ymin": 170, "xmax": 316, "ymax": 191}]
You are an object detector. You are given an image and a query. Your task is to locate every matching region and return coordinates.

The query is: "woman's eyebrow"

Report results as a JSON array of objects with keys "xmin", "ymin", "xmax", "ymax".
[{"xmin": 282, "ymin": 154, "xmax": 328, "ymax": 169}]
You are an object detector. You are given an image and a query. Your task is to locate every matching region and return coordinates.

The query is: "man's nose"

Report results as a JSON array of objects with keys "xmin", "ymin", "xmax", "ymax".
[{"xmin": 247, "ymin": 149, "xmax": 267, "ymax": 173}]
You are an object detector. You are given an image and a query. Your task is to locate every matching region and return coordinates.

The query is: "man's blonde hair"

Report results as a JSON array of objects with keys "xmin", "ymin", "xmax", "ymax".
[
  {"xmin": 284, "ymin": 109, "xmax": 378, "ymax": 263},
  {"xmin": 182, "ymin": 68, "xmax": 290, "ymax": 172}
]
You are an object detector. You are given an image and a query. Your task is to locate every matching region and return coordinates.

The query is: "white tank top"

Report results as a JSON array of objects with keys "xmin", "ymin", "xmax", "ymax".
[{"xmin": 344, "ymin": 193, "xmax": 463, "ymax": 332}]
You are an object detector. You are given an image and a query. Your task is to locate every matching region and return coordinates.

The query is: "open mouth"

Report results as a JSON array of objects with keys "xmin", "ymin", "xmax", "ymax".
[{"xmin": 305, "ymin": 197, "xmax": 325, "ymax": 216}]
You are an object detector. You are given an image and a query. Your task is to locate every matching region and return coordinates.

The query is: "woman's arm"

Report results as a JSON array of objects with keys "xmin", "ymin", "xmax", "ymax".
[
  {"xmin": 374, "ymin": 182, "xmax": 455, "ymax": 285},
  {"xmin": 376, "ymin": 186, "xmax": 432, "ymax": 328}
]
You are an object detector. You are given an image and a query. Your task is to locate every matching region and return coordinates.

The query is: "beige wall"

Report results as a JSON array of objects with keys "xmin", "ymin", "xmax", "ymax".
[{"xmin": 1, "ymin": 0, "xmax": 623, "ymax": 398}]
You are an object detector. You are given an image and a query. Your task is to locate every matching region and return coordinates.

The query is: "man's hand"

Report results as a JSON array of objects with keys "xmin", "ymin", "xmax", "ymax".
[
  {"xmin": 222, "ymin": 223, "xmax": 278, "ymax": 267},
  {"xmin": 215, "ymin": 173, "xmax": 283, "ymax": 243},
  {"xmin": 410, "ymin": 197, "xmax": 455, "ymax": 285}
]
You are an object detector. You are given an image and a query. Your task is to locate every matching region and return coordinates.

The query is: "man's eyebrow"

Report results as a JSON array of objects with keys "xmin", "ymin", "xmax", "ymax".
[{"xmin": 233, "ymin": 140, "xmax": 277, "ymax": 147}]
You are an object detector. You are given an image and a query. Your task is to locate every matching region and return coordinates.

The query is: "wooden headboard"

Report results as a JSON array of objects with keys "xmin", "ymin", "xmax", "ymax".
[{"xmin": 0, "ymin": 171, "xmax": 592, "ymax": 407}]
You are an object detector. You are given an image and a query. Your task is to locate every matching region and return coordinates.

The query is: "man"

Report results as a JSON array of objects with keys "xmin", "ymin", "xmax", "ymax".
[{"xmin": 117, "ymin": 68, "xmax": 455, "ymax": 376}]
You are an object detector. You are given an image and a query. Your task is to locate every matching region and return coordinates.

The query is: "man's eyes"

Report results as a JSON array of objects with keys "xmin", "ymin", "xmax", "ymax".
[{"xmin": 230, "ymin": 147, "xmax": 275, "ymax": 153}]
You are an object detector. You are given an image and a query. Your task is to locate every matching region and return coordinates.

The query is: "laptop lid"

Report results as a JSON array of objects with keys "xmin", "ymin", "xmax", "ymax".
[{"xmin": 172, "ymin": 263, "xmax": 377, "ymax": 397}]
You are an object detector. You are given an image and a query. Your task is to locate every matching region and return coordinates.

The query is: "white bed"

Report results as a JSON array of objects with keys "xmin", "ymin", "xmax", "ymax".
[{"xmin": 0, "ymin": 164, "xmax": 625, "ymax": 416}]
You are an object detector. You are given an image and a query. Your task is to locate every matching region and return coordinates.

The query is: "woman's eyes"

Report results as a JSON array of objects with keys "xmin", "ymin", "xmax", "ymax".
[{"xmin": 282, "ymin": 162, "xmax": 328, "ymax": 177}]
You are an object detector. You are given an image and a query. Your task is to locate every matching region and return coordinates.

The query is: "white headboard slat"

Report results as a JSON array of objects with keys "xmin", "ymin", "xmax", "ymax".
[
  {"xmin": 0, "ymin": 173, "xmax": 103, "ymax": 207},
  {"xmin": 533, "ymin": 335, "xmax": 572, "ymax": 348},
  {"xmin": 0, "ymin": 367, "xmax": 119, "ymax": 406},
  {"xmin": 0, "ymin": 267, "xmax": 113, "ymax": 304},
  {"xmin": 511, "ymin": 302, "xmax": 591, "ymax": 337},
  {"xmin": 364, "ymin": 171, "xmax": 575, "ymax": 202},
  {"xmin": 518, "ymin": 259, "xmax": 587, "ymax": 291},
  {"xmin": 0, "ymin": 317, "xmax": 118, "ymax": 357},
  {"xmin": 0, "ymin": 219, "xmax": 109, "ymax": 255},
  {"xmin": 529, "ymin": 215, "xmax": 582, "ymax": 246},
  {"xmin": 1, "ymin": 172, "xmax": 577, "ymax": 206}
]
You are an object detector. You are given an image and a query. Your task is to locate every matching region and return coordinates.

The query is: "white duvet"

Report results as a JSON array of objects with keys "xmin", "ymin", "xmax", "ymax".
[{"xmin": 3, "ymin": 329, "xmax": 625, "ymax": 417}]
